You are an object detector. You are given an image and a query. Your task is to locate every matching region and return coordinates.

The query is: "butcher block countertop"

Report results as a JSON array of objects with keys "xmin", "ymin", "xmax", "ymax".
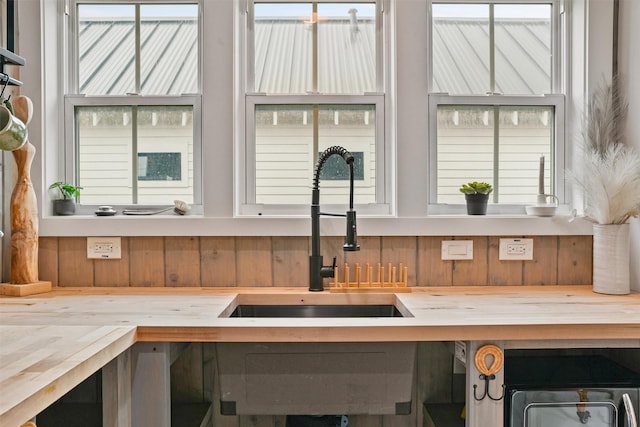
[
  {"xmin": 1, "ymin": 286, "xmax": 639, "ymax": 342},
  {"xmin": 1, "ymin": 285, "xmax": 639, "ymax": 425}
]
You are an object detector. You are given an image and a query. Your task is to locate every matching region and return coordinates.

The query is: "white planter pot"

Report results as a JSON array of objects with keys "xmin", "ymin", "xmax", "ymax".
[{"xmin": 592, "ymin": 223, "xmax": 630, "ymax": 295}]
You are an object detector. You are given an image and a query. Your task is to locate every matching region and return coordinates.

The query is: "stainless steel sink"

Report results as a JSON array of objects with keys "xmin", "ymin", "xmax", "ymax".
[
  {"xmin": 220, "ymin": 293, "xmax": 413, "ymax": 318},
  {"xmin": 216, "ymin": 293, "xmax": 416, "ymax": 415},
  {"xmin": 229, "ymin": 303, "xmax": 404, "ymax": 317}
]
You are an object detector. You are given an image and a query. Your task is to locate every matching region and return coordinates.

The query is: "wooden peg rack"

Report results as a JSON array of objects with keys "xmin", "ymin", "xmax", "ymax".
[{"xmin": 329, "ymin": 262, "xmax": 410, "ymax": 292}]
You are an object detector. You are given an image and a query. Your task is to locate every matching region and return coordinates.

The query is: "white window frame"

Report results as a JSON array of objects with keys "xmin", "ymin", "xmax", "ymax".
[
  {"xmin": 427, "ymin": 0, "xmax": 566, "ymax": 214},
  {"xmin": 428, "ymin": 93, "xmax": 565, "ymax": 214},
  {"xmin": 237, "ymin": 0, "xmax": 392, "ymax": 217},
  {"xmin": 64, "ymin": 95, "xmax": 202, "ymax": 212},
  {"xmin": 64, "ymin": 0, "xmax": 203, "ymax": 212}
]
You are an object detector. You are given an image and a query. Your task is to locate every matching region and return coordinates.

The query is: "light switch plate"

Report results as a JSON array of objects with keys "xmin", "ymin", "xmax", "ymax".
[
  {"xmin": 499, "ymin": 238, "xmax": 534, "ymax": 260},
  {"xmin": 441, "ymin": 240, "xmax": 473, "ymax": 260},
  {"xmin": 87, "ymin": 237, "xmax": 122, "ymax": 259}
]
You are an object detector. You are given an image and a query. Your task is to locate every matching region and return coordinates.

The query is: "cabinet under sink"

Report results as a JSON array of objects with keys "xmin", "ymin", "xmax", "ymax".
[
  {"xmin": 216, "ymin": 293, "xmax": 416, "ymax": 416},
  {"xmin": 216, "ymin": 341, "xmax": 417, "ymax": 416}
]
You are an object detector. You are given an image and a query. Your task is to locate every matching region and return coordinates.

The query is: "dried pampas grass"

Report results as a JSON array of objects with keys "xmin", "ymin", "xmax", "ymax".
[
  {"xmin": 572, "ymin": 144, "xmax": 640, "ymax": 224},
  {"xmin": 584, "ymin": 78, "xmax": 627, "ymax": 157},
  {"xmin": 571, "ymin": 79, "xmax": 640, "ymax": 224}
]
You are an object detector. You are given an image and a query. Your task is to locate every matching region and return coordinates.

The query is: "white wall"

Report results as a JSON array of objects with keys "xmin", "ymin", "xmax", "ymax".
[{"xmin": 618, "ymin": 0, "xmax": 640, "ymax": 292}]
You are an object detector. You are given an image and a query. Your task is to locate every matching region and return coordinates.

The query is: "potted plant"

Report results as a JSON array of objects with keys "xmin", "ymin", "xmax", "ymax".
[
  {"xmin": 459, "ymin": 181, "xmax": 493, "ymax": 215},
  {"xmin": 49, "ymin": 181, "xmax": 82, "ymax": 216}
]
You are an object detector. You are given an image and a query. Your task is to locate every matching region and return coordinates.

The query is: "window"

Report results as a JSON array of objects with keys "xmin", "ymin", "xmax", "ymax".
[
  {"xmin": 428, "ymin": 1, "xmax": 564, "ymax": 210},
  {"xmin": 65, "ymin": 2, "xmax": 201, "ymax": 207},
  {"xmin": 138, "ymin": 153, "xmax": 182, "ymax": 181},
  {"xmin": 240, "ymin": 1, "xmax": 389, "ymax": 214}
]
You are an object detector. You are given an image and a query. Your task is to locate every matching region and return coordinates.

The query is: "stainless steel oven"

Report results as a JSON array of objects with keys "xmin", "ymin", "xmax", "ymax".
[{"xmin": 505, "ymin": 355, "xmax": 640, "ymax": 427}]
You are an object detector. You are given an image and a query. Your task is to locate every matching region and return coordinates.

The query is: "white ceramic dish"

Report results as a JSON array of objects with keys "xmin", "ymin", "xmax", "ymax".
[{"xmin": 525, "ymin": 205, "xmax": 557, "ymax": 217}]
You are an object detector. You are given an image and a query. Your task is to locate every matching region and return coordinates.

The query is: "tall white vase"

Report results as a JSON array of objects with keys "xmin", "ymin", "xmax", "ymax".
[{"xmin": 592, "ymin": 223, "xmax": 630, "ymax": 295}]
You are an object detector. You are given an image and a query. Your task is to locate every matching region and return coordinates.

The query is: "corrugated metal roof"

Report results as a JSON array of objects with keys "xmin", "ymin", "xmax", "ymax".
[
  {"xmin": 432, "ymin": 18, "xmax": 551, "ymax": 94},
  {"xmin": 79, "ymin": 18, "xmax": 198, "ymax": 95},
  {"xmin": 78, "ymin": 17, "xmax": 550, "ymax": 96}
]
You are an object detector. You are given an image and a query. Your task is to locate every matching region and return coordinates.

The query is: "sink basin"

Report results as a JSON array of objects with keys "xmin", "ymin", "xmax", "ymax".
[
  {"xmin": 216, "ymin": 293, "xmax": 416, "ymax": 415},
  {"xmin": 220, "ymin": 293, "xmax": 412, "ymax": 318},
  {"xmin": 230, "ymin": 304, "xmax": 404, "ymax": 317}
]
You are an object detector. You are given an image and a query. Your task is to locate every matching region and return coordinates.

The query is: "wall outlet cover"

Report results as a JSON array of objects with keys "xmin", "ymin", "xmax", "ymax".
[
  {"xmin": 499, "ymin": 238, "xmax": 533, "ymax": 260},
  {"xmin": 87, "ymin": 237, "xmax": 122, "ymax": 259}
]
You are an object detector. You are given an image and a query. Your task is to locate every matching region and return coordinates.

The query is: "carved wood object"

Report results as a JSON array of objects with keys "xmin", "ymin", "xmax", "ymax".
[
  {"xmin": 10, "ymin": 96, "xmax": 38, "ymax": 283},
  {"xmin": 0, "ymin": 95, "xmax": 51, "ymax": 296}
]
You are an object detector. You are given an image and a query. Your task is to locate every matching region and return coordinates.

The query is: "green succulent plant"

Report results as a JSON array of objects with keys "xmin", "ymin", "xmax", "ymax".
[
  {"xmin": 459, "ymin": 181, "xmax": 493, "ymax": 195},
  {"xmin": 49, "ymin": 181, "xmax": 82, "ymax": 200}
]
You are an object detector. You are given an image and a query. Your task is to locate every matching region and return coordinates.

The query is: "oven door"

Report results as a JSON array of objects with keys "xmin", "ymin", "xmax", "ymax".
[
  {"xmin": 510, "ymin": 389, "xmax": 639, "ymax": 427},
  {"xmin": 524, "ymin": 401, "xmax": 617, "ymax": 427}
]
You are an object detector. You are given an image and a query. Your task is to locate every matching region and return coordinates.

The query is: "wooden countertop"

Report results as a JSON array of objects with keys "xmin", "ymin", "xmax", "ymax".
[
  {"xmin": 1, "ymin": 286, "xmax": 639, "ymax": 342},
  {"xmin": 1, "ymin": 286, "xmax": 639, "ymax": 425},
  {"xmin": 0, "ymin": 325, "xmax": 136, "ymax": 427}
]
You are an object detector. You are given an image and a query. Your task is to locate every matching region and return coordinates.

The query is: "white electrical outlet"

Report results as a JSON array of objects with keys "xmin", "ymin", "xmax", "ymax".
[
  {"xmin": 87, "ymin": 237, "xmax": 122, "ymax": 259},
  {"xmin": 499, "ymin": 238, "xmax": 533, "ymax": 260}
]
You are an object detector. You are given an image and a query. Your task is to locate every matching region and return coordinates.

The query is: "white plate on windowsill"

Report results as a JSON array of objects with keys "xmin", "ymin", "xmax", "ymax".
[{"xmin": 525, "ymin": 205, "xmax": 558, "ymax": 217}]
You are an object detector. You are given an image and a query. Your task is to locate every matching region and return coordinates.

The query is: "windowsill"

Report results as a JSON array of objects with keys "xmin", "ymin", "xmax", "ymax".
[{"xmin": 38, "ymin": 214, "xmax": 595, "ymax": 237}]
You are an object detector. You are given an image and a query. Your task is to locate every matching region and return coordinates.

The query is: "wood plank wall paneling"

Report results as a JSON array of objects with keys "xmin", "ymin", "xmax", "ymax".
[
  {"xmin": 452, "ymin": 236, "xmax": 489, "ymax": 286},
  {"xmin": 201, "ymin": 236, "xmax": 237, "ymax": 287},
  {"xmin": 95, "ymin": 237, "xmax": 130, "ymax": 287},
  {"xmin": 558, "ymin": 236, "xmax": 593, "ymax": 285},
  {"xmin": 525, "ymin": 236, "xmax": 559, "ymax": 285},
  {"xmin": 165, "ymin": 237, "xmax": 201, "ymax": 287},
  {"xmin": 417, "ymin": 237, "xmax": 453, "ymax": 286},
  {"xmin": 236, "ymin": 237, "xmax": 272, "ymax": 287},
  {"xmin": 38, "ymin": 236, "xmax": 593, "ymax": 287},
  {"xmin": 58, "ymin": 237, "xmax": 94, "ymax": 286},
  {"xmin": 272, "ymin": 237, "xmax": 308, "ymax": 287},
  {"xmin": 129, "ymin": 237, "xmax": 165, "ymax": 287},
  {"xmin": 38, "ymin": 237, "xmax": 58, "ymax": 286}
]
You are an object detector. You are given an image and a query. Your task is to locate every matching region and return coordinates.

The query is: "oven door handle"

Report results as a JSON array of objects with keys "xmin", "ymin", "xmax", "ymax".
[{"xmin": 623, "ymin": 393, "xmax": 638, "ymax": 427}]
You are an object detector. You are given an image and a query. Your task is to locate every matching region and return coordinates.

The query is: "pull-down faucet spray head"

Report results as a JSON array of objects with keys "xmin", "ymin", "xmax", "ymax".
[{"xmin": 309, "ymin": 146, "xmax": 360, "ymax": 291}]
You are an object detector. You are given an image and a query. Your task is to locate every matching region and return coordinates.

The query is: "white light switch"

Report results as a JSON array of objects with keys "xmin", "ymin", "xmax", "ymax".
[{"xmin": 441, "ymin": 240, "xmax": 473, "ymax": 260}]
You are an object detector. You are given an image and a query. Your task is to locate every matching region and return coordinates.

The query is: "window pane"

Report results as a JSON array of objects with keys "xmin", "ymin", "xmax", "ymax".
[
  {"xmin": 253, "ymin": 3, "xmax": 376, "ymax": 94},
  {"xmin": 78, "ymin": 5, "xmax": 136, "ymax": 95},
  {"xmin": 494, "ymin": 5, "xmax": 551, "ymax": 95},
  {"xmin": 498, "ymin": 106, "xmax": 553, "ymax": 202},
  {"xmin": 77, "ymin": 105, "xmax": 194, "ymax": 205},
  {"xmin": 140, "ymin": 5, "xmax": 198, "ymax": 95},
  {"xmin": 254, "ymin": 104, "xmax": 376, "ymax": 205},
  {"xmin": 436, "ymin": 105, "xmax": 553, "ymax": 204},
  {"xmin": 254, "ymin": 3, "xmax": 313, "ymax": 93},
  {"xmin": 432, "ymin": 3, "xmax": 552, "ymax": 95},
  {"xmin": 77, "ymin": 4, "xmax": 198, "ymax": 95},
  {"xmin": 432, "ymin": 4, "xmax": 489, "ymax": 95},
  {"xmin": 317, "ymin": 3, "xmax": 376, "ymax": 93}
]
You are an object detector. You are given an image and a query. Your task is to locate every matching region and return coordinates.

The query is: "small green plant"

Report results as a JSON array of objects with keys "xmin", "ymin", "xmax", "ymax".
[
  {"xmin": 459, "ymin": 181, "xmax": 493, "ymax": 195},
  {"xmin": 49, "ymin": 181, "xmax": 82, "ymax": 200}
]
